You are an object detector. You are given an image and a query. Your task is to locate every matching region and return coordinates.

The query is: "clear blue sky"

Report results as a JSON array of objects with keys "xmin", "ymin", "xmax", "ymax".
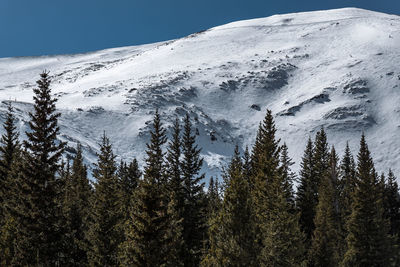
[{"xmin": 0, "ymin": 0, "xmax": 399, "ymax": 58}]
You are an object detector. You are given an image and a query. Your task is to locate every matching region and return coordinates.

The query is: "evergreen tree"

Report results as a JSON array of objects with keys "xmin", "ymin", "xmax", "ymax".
[
  {"xmin": 0, "ymin": 102, "xmax": 20, "ymax": 230},
  {"xmin": 251, "ymin": 110, "xmax": 281, "ymax": 258},
  {"xmin": 279, "ymin": 143, "xmax": 296, "ymax": 209},
  {"xmin": 180, "ymin": 113, "xmax": 206, "ymax": 266},
  {"xmin": 9, "ymin": 72, "xmax": 65, "ymax": 265},
  {"xmin": 296, "ymin": 137, "xmax": 316, "ymax": 242},
  {"xmin": 250, "ymin": 110, "xmax": 305, "ymax": 265},
  {"xmin": 205, "ymin": 176, "xmax": 221, "ymax": 220},
  {"xmin": 87, "ymin": 133, "xmax": 122, "ymax": 266},
  {"xmin": 164, "ymin": 117, "xmax": 185, "ymax": 265},
  {"xmin": 242, "ymin": 146, "xmax": 252, "ymax": 183},
  {"xmin": 120, "ymin": 110, "xmax": 171, "ymax": 266},
  {"xmin": 62, "ymin": 144, "xmax": 92, "ymax": 266},
  {"xmin": 384, "ymin": 169, "xmax": 400, "ymax": 237},
  {"xmin": 309, "ymin": 147, "xmax": 341, "ymax": 266},
  {"xmin": 260, "ymin": 181, "xmax": 306, "ymax": 267},
  {"xmin": 383, "ymin": 169, "xmax": 400, "ymax": 265},
  {"xmin": 313, "ymin": 127, "xmax": 330, "ymax": 185},
  {"xmin": 0, "ymin": 102, "xmax": 20, "ymax": 197},
  {"xmin": 343, "ymin": 134, "xmax": 392, "ymax": 266},
  {"xmin": 0, "ymin": 111, "xmax": 21, "ymax": 266},
  {"xmin": 118, "ymin": 158, "xmax": 141, "ymax": 222},
  {"xmin": 202, "ymin": 146, "xmax": 255, "ymax": 266},
  {"xmin": 339, "ymin": 143, "xmax": 356, "ymax": 223}
]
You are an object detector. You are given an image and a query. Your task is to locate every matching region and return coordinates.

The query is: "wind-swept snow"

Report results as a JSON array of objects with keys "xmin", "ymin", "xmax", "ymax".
[{"xmin": 0, "ymin": 8, "xmax": 399, "ymax": 178}]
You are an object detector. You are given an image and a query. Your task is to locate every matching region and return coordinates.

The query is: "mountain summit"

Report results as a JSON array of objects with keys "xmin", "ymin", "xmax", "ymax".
[{"xmin": 0, "ymin": 8, "xmax": 399, "ymax": 176}]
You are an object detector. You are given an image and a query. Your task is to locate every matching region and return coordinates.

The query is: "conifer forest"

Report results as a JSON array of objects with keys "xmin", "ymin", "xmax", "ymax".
[{"xmin": 1, "ymin": 72, "xmax": 400, "ymax": 266}]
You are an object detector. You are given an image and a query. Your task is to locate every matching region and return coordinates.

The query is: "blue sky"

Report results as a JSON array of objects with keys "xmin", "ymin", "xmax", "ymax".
[{"xmin": 0, "ymin": 0, "xmax": 399, "ymax": 58}]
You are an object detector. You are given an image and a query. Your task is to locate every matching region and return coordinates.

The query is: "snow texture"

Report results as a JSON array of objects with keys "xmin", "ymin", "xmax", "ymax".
[{"xmin": 0, "ymin": 8, "xmax": 399, "ymax": 179}]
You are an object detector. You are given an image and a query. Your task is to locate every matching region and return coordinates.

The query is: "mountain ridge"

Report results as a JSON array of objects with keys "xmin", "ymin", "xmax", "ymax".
[{"xmin": 0, "ymin": 7, "xmax": 399, "ymax": 178}]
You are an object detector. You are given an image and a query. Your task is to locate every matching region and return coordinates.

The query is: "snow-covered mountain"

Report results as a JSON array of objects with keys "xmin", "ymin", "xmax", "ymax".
[{"xmin": 0, "ymin": 8, "xmax": 399, "ymax": 178}]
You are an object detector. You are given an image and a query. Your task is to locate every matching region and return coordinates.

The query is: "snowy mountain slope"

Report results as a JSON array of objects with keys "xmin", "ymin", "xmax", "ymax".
[{"xmin": 0, "ymin": 8, "xmax": 399, "ymax": 178}]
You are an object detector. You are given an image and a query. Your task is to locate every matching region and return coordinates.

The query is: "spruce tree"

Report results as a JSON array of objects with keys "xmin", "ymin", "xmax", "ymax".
[
  {"xmin": 10, "ymin": 72, "xmax": 65, "ymax": 265},
  {"xmin": 0, "ymin": 103, "xmax": 21, "ymax": 265},
  {"xmin": 0, "ymin": 147, "xmax": 22, "ymax": 265},
  {"xmin": 309, "ymin": 146, "xmax": 341, "ymax": 266},
  {"xmin": 242, "ymin": 146, "xmax": 252, "ymax": 183},
  {"xmin": 164, "ymin": 117, "xmax": 185, "ymax": 265},
  {"xmin": 120, "ymin": 110, "xmax": 171, "ymax": 266},
  {"xmin": 202, "ymin": 146, "xmax": 255, "ymax": 266},
  {"xmin": 180, "ymin": 113, "xmax": 206, "ymax": 266},
  {"xmin": 343, "ymin": 134, "xmax": 392, "ymax": 266},
  {"xmin": 87, "ymin": 133, "xmax": 122, "ymax": 266},
  {"xmin": 296, "ymin": 137, "xmax": 316, "ymax": 242},
  {"xmin": 383, "ymin": 169, "xmax": 400, "ymax": 265},
  {"xmin": 250, "ymin": 110, "xmax": 305, "ymax": 265},
  {"xmin": 251, "ymin": 110, "xmax": 281, "ymax": 257},
  {"xmin": 62, "ymin": 144, "xmax": 92, "ymax": 266},
  {"xmin": 118, "ymin": 158, "xmax": 141, "ymax": 223},
  {"xmin": 384, "ymin": 169, "xmax": 400, "ymax": 238},
  {"xmin": 0, "ymin": 102, "xmax": 20, "ymax": 227},
  {"xmin": 0, "ymin": 102, "xmax": 20, "ymax": 195},
  {"xmin": 279, "ymin": 143, "xmax": 296, "ymax": 209},
  {"xmin": 339, "ymin": 143, "xmax": 356, "ymax": 222}
]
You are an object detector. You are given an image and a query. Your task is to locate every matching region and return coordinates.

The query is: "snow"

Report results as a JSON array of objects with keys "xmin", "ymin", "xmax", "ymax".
[{"xmin": 0, "ymin": 8, "xmax": 399, "ymax": 179}]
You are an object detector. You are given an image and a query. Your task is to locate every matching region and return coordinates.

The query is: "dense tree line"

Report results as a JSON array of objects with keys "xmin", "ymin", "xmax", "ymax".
[{"xmin": 1, "ymin": 72, "xmax": 400, "ymax": 266}]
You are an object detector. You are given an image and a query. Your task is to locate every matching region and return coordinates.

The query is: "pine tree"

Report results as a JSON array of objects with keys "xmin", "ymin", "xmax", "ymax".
[
  {"xmin": 309, "ymin": 146, "xmax": 341, "ymax": 266},
  {"xmin": 164, "ymin": 117, "xmax": 185, "ymax": 265},
  {"xmin": 250, "ymin": 110, "xmax": 305, "ymax": 265},
  {"xmin": 251, "ymin": 110, "xmax": 281, "ymax": 258},
  {"xmin": 384, "ymin": 169, "xmax": 400, "ymax": 237},
  {"xmin": 383, "ymin": 169, "xmax": 400, "ymax": 265},
  {"xmin": 87, "ymin": 133, "xmax": 122, "ymax": 266},
  {"xmin": 62, "ymin": 144, "xmax": 92, "ymax": 266},
  {"xmin": 339, "ymin": 143, "xmax": 356, "ymax": 222},
  {"xmin": 202, "ymin": 145, "xmax": 255, "ymax": 266},
  {"xmin": 9, "ymin": 72, "xmax": 65, "ymax": 265},
  {"xmin": 0, "ymin": 103, "xmax": 21, "ymax": 265},
  {"xmin": 242, "ymin": 146, "xmax": 252, "ymax": 183},
  {"xmin": 118, "ymin": 158, "xmax": 141, "ymax": 223},
  {"xmin": 296, "ymin": 137, "xmax": 316, "ymax": 243},
  {"xmin": 0, "ymin": 102, "xmax": 20, "ymax": 229},
  {"xmin": 343, "ymin": 134, "xmax": 392, "ymax": 266},
  {"xmin": 313, "ymin": 127, "xmax": 330, "ymax": 184},
  {"xmin": 120, "ymin": 110, "xmax": 171, "ymax": 266},
  {"xmin": 279, "ymin": 143, "xmax": 296, "ymax": 209},
  {"xmin": 180, "ymin": 113, "xmax": 206, "ymax": 266}
]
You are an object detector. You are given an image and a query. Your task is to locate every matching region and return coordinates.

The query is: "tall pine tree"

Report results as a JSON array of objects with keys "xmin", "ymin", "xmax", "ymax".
[
  {"xmin": 309, "ymin": 146, "xmax": 341, "ymax": 266},
  {"xmin": 87, "ymin": 133, "xmax": 122, "ymax": 266},
  {"xmin": 343, "ymin": 134, "xmax": 392, "ymax": 266},
  {"xmin": 10, "ymin": 72, "xmax": 65, "ymax": 265},
  {"xmin": 180, "ymin": 113, "xmax": 206, "ymax": 266},
  {"xmin": 296, "ymin": 137, "xmax": 315, "ymax": 243},
  {"xmin": 120, "ymin": 110, "xmax": 171, "ymax": 266},
  {"xmin": 62, "ymin": 144, "xmax": 92, "ymax": 266}
]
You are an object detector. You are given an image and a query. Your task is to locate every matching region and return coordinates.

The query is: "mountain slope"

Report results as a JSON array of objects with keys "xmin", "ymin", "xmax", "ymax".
[{"xmin": 0, "ymin": 8, "xmax": 399, "ymax": 177}]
